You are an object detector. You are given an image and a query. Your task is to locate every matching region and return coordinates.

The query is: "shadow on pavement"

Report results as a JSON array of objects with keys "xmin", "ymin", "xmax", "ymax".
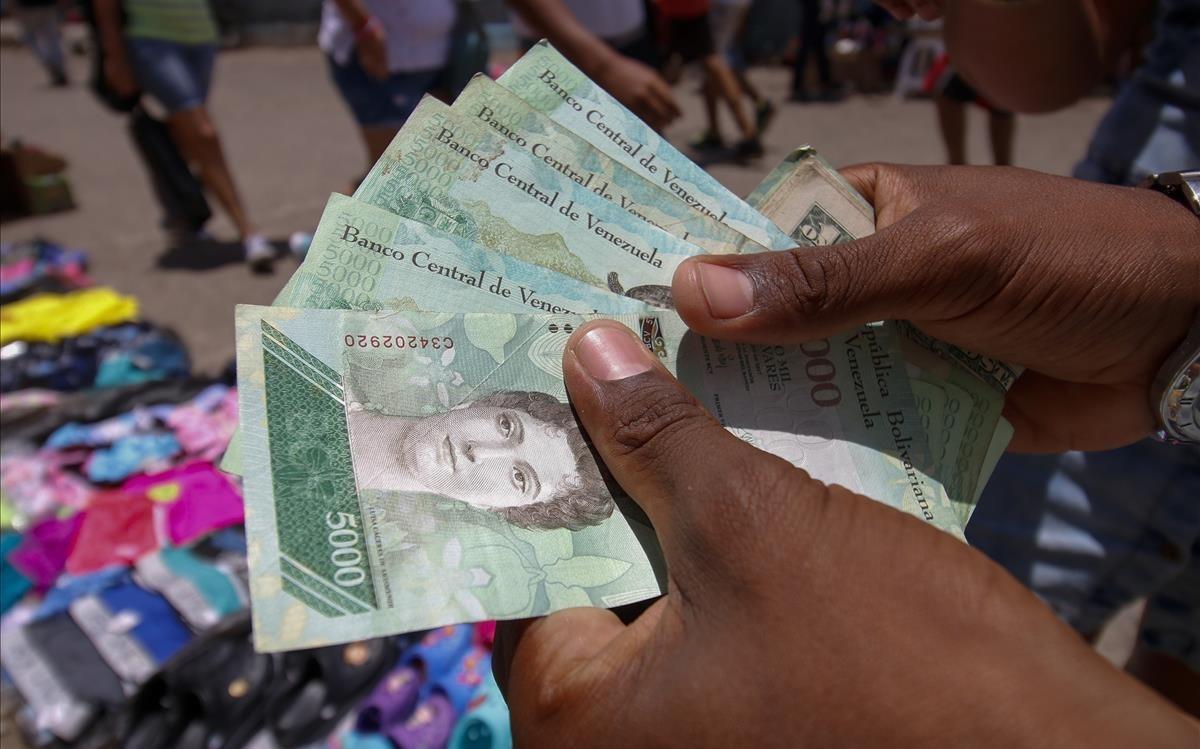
[{"xmin": 156, "ymin": 236, "xmax": 284, "ymax": 272}]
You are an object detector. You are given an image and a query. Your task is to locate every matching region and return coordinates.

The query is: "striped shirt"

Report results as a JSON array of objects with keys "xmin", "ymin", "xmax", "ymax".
[{"xmin": 124, "ymin": 0, "xmax": 218, "ymax": 45}]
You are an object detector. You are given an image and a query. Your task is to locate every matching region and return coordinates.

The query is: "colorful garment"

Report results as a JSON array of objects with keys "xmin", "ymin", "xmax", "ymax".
[
  {"xmin": 0, "ymin": 288, "xmax": 138, "ymax": 345},
  {"xmin": 123, "ymin": 0, "xmax": 218, "ymax": 45}
]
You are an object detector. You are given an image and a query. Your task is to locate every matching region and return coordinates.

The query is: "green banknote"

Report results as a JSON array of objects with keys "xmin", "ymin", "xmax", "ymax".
[
  {"xmin": 238, "ymin": 306, "xmax": 960, "ymax": 649},
  {"xmin": 498, "ymin": 41, "xmax": 793, "ymax": 251},
  {"xmin": 746, "ymin": 147, "xmax": 1016, "ymax": 511},
  {"xmin": 220, "ymin": 192, "xmax": 652, "ymax": 475},
  {"xmin": 356, "ymin": 97, "xmax": 704, "ymax": 308},
  {"xmin": 452, "ymin": 75, "xmax": 762, "ymax": 255},
  {"xmin": 283, "ymin": 193, "xmax": 651, "ymax": 317}
]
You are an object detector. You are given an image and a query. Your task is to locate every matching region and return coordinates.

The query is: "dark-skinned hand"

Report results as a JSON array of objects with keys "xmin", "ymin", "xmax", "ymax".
[
  {"xmin": 495, "ymin": 321, "xmax": 1195, "ymax": 747},
  {"xmin": 672, "ymin": 163, "xmax": 1200, "ymax": 453}
]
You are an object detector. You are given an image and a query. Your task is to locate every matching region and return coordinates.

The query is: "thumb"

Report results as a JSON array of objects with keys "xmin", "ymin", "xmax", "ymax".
[
  {"xmin": 493, "ymin": 608, "xmax": 627, "ymax": 735},
  {"xmin": 671, "ymin": 214, "xmax": 984, "ymax": 344}
]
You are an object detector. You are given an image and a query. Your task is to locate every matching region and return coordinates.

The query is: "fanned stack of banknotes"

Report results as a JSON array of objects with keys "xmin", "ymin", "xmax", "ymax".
[{"xmin": 228, "ymin": 42, "xmax": 1020, "ymax": 651}]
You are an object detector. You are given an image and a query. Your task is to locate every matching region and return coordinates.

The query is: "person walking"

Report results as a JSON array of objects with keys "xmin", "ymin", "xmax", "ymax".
[
  {"xmin": 692, "ymin": 0, "xmax": 775, "ymax": 152},
  {"xmin": 13, "ymin": 0, "xmax": 68, "ymax": 87},
  {"xmin": 94, "ymin": 0, "xmax": 275, "ymax": 271},
  {"xmin": 790, "ymin": 0, "xmax": 840, "ymax": 101},
  {"xmin": 658, "ymin": 0, "xmax": 762, "ymax": 160}
]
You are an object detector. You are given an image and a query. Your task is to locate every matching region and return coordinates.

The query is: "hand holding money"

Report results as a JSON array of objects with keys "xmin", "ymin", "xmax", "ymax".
[
  {"xmin": 494, "ymin": 321, "xmax": 1195, "ymax": 747},
  {"xmin": 672, "ymin": 163, "xmax": 1200, "ymax": 453}
]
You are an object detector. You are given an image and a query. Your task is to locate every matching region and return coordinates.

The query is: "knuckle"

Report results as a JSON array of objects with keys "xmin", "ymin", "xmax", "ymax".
[
  {"xmin": 760, "ymin": 248, "xmax": 856, "ymax": 322},
  {"xmin": 605, "ymin": 381, "xmax": 715, "ymax": 467}
]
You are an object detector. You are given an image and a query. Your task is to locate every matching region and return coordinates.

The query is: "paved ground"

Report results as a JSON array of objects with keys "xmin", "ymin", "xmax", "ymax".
[{"xmin": 1, "ymin": 39, "xmax": 1140, "ymax": 662}]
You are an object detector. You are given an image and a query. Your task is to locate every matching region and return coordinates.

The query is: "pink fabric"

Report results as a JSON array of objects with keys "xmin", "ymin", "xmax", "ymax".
[
  {"xmin": 166, "ymin": 389, "xmax": 239, "ymax": 462},
  {"xmin": 8, "ymin": 514, "xmax": 83, "ymax": 591},
  {"xmin": 0, "ymin": 453, "xmax": 94, "ymax": 521},
  {"xmin": 123, "ymin": 462, "xmax": 244, "ymax": 545},
  {"xmin": 65, "ymin": 490, "xmax": 156, "ymax": 574}
]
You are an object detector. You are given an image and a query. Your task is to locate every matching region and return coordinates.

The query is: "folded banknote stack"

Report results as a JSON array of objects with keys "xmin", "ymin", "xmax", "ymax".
[{"xmin": 229, "ymin": 42, "xmax": 1019, "ymax": 651}]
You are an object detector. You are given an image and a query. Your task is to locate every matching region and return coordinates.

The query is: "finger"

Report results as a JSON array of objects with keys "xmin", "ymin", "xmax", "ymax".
[
  {"xmin": 670, "ymin": 209, "xmax": 989, "ymax": 345},
  {"xmin": 562, "ymin": 321, "xmax": 807, "ymax": 583},
  {"xmin": 911, "ymin": 0, "xmax": 944, "ymax": 21},
  {"xmin": 1003, "ymin": 372, "xmax": 1155, "ymax": 453},
  {"xmin": 839, "ymin": 162, "xmax": 926, "ymax": 229},
  {"xmin": 494, "ymin": 609, "xmax": 626, "ymax": 735}
]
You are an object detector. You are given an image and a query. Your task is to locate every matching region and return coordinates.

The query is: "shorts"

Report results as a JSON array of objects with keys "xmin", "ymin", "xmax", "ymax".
[
  {"xmin": 710, "ymin": 4, "xmax": 748, "ymax": 70},
  {"xmin": 666, "ymin": 13, "xmax": 716, "ymax": 64},
  {"xmin": 968, "ymin": 440, "xmax": 1200, "ymax": 670},
  {"xmin": 125, "ymin": 37, "xmax": 216, "ymax": 114},
  {"xmin": 327, "ymin": 54, "xmax": 441, "ymax": 129}
]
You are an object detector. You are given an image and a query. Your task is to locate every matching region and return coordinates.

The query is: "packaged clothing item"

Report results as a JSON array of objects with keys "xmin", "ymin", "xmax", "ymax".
[
  {"xmin": 69, "ymin": 582, "xmax": 192, "ymax": 685},
  {"xmin": 0, "ymin": 376, "xmax": 210, "ymax": 442},
  {"xmin": 65, "ymin": 490, "xmax": 155, "ymax": 574},
  {"xmin": 46, "ymin": 408, "xmax": 157, "ymax": 449},
  {"xmin": 34, "ymin": 567, "xmax": 130, "ymax": 620},
  {"xmin": 0, "ymin": 494, "xmax": 14, "ymax": 530},
  {"xmin": 7, "ymin": 513, "xmax": 82, "ymax": 591},
  {"xmin": 0, "ymin": 239, "xmax": 91, "ymax": 303},
  {"xmin": 22, "ymin": 611, "xmax": 128, "ymax": 707},
  {"xmin": 0, "ymin": 322, "xmax": 188, "ymax": 394},
  {"xmin": 84, "ymin": 431, "xmax": 180, "ymax": 483},
  {"xmin": 356, "ymin": 665, "xmax": 422, "ymax": 734},
  {"xmin": 134, "ymin": 546, "xmax": 244, "ymax": 630},
  {"xmin": 448, "ymin": 670, "xmax": 511, "ymax": 749},
  {"xmin": 0, "ymin": 388, "xmax": 61, "ymax": 421},
  {"xmin": 165, "ymin": 385, "xmax": 238, "ymax": 461},
  {"xmin": 385, "ymin": 693, "xmax": 455, "ymax": 749},
  {"xmin": 94, "ymin": 331, "xmax": 190, "ymax": 388},
  {"xmin": 0, "ymin": 533, "xmax": 32, "ymax": 612},
  {"xmin": 474, "ymin": 620, "xmax": 495, "ymax": 649},
  {"xmin": 125, "ymin": 461, "xmax": 244, "ymax": 544},
  {"xmin": 1, "ymin": 612, "xmax": 100, "ymax": 740},
  {"xmin": 0, "ymin": 451, "xmax": 94, "ymax": 520},
  {"xmin": 429, "ymin": 646, "xmax": 490, "ymax": 715},
  {"xmin": 0, "ymin": 287, "xmax": 138, "ymax": 345}
]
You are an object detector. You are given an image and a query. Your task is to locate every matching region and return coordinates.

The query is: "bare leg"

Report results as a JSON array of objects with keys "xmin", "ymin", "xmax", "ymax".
[
  {"xmin": 988, "ymin": 110, "xmax": 1016, "ymax": 166},
  {"xmin": 702, "ymin": 77, "xmax": 722, "ymax": 140},
  {"xmin": 736, "ymin": 69, "xmax": 764, "ymax": 106},
  {"xmin": 702, "ymin": 55, "xmax": 756, "ymax": 139},
  {"xmin": 167, "ymin": 106, "xmax": 255, "ymax": 238},
  {"xmin": 363, "ymin": 126, "xmax": 398, "ymax": 165},
  {"xmin": 935, "ymin": 94, "xmax": 968, "ymax": 165}
]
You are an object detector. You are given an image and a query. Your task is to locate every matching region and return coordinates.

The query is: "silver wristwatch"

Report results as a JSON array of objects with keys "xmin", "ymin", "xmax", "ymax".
[{"xmin": 1142, "ymin": 170, "xmax": 1200, "ymax": 444}]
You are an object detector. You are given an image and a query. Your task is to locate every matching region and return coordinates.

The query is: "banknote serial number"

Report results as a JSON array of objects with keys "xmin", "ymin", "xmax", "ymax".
[{"xmin": 343, "ymin": 335, "xmax": 454, "ymax": 350}]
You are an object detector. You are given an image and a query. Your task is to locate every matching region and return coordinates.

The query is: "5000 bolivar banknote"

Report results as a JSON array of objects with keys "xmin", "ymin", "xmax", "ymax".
[{"xmin": 238, "ymin": 306, "xmax": 959, "ymax": 650}]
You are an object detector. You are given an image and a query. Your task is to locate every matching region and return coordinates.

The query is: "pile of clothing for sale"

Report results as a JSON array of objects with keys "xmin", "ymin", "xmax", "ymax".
[{"xmin": 0, "ymin": 240, "xmax": 511, "ymax": 749}]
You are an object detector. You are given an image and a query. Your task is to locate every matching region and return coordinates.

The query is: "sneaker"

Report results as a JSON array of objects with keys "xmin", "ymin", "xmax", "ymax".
[
  {"xmin": 689, "ymin": 130, "xmax": 725, "ymax": 152},
  {"xmin": 733, "ymin": 137, "xmax": 764, "ymax": 161},
  {"xmin": 243, "ymin": 234, "xmax": 275, "ymax": 272},
  {"xmin": 755, "ymin": 100, "xmax": 776, "ymax": 134}
]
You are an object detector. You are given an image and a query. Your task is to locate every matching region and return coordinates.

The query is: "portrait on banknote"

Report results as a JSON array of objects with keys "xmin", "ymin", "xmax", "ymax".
[{"xmin": 344, "ymin": 357, "xmax": 612, "ymax": 531}]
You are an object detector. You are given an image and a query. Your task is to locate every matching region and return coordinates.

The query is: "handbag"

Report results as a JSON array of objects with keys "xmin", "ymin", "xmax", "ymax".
[
  {"xmin": 127, "ymin": 108, "xmax": 213, "ymax": 234},
  {"xmin": 436, "ymin": 0, "xmax": 490, "ymax": 98}
]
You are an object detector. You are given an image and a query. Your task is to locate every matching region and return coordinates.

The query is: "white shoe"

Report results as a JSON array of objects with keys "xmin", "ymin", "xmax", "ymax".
[{"xmin": 244, "ymin": 234, "xmax": 274, "ymax": 271}]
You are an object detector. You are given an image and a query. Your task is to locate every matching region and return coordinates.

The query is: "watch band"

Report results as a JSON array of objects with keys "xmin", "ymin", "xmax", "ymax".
[
  {"xmin": 1140, "ymin": 170, "xmax": 1200, "ymax": 217},
  {"xmin": 1142, "ymin": 171, "xmax": 1200, "ymax": 444},
  {"xmin": 1153, "ymin": 308, "xmax": 1200, "ymax": 445}
]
